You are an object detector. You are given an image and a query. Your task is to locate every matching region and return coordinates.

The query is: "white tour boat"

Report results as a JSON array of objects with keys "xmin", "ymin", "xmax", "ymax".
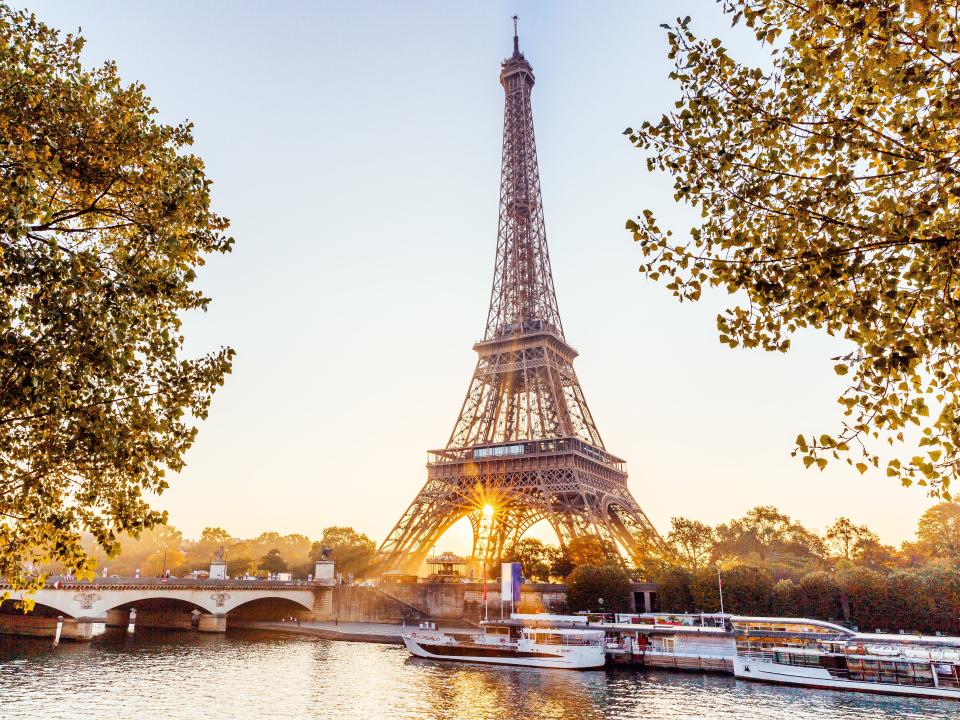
[
  {"xmin": 734, "ymin": 634, "xmax": 960, "ymax": 700},
  {"xmin": 402, "ymin": 625, "xmax": 606, "ymax": 669}
]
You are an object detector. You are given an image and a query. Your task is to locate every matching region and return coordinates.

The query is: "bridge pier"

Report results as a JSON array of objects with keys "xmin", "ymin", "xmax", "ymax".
[
  {"xmin": 59, "ymin": 619, "xmax": 96, "ymax": 641},
  {"xmin": 0, "ymin": 614, "xmax": 97, "ymax": 641},
  {"xmin": 105, "ymin": 609, "xmax": 129, "ymax": 627},
  {"xmin": 198, "ymin": 614, "xmax": 227, "ymax": 633},
  {"xmin": 135, "ymin": 608, "xmax": 194, "ymax": 630},
  {"xmin": 312, "ymin": 587, "xmax": 334, "ymax": 621}
]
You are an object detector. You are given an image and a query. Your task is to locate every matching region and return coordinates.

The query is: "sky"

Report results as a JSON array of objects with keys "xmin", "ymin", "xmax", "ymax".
[{"xmin": 24, "ymin": 0, "xmax": 939, "ymax": 551}]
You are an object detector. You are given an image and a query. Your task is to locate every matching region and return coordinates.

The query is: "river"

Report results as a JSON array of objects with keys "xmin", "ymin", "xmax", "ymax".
[{"xmin": 0, "ymin": 628, "xmax": 955, "ymax": 719}]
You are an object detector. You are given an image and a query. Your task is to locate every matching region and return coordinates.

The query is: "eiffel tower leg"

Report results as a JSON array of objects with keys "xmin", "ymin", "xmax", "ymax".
[
  {"xmin": 539, "ymin": 479, "xmax": 664, "ymax": 571},
  {"xmin": 376, "ymin": 481, "xmax": 470, "ymax": 574},
  {"xmin": 603, "ymin": 496, "xmax": 663, "ymax": 567},
  {"xmin": 549, "ymin": 516, "xmax": 576, "ymax": 551}
]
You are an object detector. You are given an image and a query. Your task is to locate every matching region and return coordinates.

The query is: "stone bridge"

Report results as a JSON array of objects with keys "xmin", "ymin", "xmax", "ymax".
[{"xmin": 0, "ymin": 578, "xmax": 331, "ymax": 640}]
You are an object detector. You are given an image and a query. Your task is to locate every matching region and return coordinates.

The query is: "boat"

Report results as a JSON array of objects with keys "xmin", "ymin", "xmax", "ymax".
[
  {"xmin": 734, "ymin": 633, "xmax": 960, "ymax": 699},
  {"xmin": 402, "ymin": 625, "xmax": 606, "ymax": 669}
]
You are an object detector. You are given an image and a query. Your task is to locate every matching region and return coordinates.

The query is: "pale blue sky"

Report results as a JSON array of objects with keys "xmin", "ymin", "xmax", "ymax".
[{"xmin": 26, "ymin": 1, "xmax": 936, "ymax": 549}]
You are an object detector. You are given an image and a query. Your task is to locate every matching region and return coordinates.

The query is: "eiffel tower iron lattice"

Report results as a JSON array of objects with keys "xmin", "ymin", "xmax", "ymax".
[{"xmin": 377, "ymin": 23, "xmax": 663, "ymax": 574}]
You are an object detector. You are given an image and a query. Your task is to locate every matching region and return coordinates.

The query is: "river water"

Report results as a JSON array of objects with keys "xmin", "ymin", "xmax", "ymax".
[{"xmin": 0, "ymin": 628, "xmax": 956, "ymax": 719}]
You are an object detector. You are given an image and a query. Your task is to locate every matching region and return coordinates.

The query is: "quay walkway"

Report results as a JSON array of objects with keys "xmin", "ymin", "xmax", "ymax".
[{"xmin": 234, "ymin": 620, "xmax": 474, "ymax": 645}]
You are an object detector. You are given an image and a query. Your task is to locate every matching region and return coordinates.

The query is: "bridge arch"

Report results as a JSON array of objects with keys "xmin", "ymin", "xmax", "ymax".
[
  {"xmin": 226, "ymin": 596, "xmax": 314, "ymax": 621},
  {"xmin": 0, "ymin": 599, "xmax": 78, "ymax": 619},
  {"xmin": 20, "ymin": 585, "xmax": 317, "ymax": 621}
]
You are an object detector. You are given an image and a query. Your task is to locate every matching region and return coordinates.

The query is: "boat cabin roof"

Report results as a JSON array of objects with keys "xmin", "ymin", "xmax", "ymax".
[
  {"xmin": 521, "ymin": 627, "xmax": 604, "ymax": 637},
  {"xmin": 731, "ymin": 616, "xmax": 854, "ymax": 635},
  {"xmin": 510, "ymin": 613, "xmax": 589, "ymax": 624},
  {"xmin": 852, "ymin": 632, "xmax": 960, "ymax": 648}
]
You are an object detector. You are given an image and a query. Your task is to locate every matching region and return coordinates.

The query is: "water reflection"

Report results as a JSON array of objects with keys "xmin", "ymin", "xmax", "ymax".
[{"xmin": 0, "ymin": 628, "xmax": 956, "ymax": 720}]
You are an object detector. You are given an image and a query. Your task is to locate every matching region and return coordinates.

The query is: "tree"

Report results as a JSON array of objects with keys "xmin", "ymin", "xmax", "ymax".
[
  {"xmin": 199, "ymin": 527, "xmax": 231, "ymax": 546},
  {"xmin": 0, "ymin": 6, "xmax": 233, "ymax": 596},
  {"xmin": 545, "ymin": 544, "xmax": 574, "ymax": 580},
  {"xmin": 793, "ymin": 571, "xmax": 842, "ymax": 622},
  {"xmin": 565, "ymin": 535, "xmax": 620, "ymax": 568},
  {"xmin": 566, "ymin": 564, "xmax": 632, "ymax": 613},
  {"xmin": 885, "ymin": 571, "xmax": 933, "ymax": 633},
  {"xmin": 625, "ymin": 0, "xmax": 960, "ymax": 494},
  {"xmin": 719, "ymin": 565, "xmax": 774, "ymax": 615},
  {"xmin": 824, "ymin": 517, "xmax": 878, "ymax": 561},
  {"xmin": 258, "ymin": 549, "xmax": 287, "ymax": 575},
  {"xmin": 316, "ymin": 527, "xmax": 376, "ymax": 578},
  {"xmin": 689, "ymin": 567, "xmax": 721, "ymax": 612},
  {"xmin": 502, "ymin": 538, "xmax": 551, "ymax": 582},
  {"xmin": 714, "ymin": 506, "xmax": 823, "ymax": 572},
  {"xmin": 770, "ymin": 578, "xmax": 797, "ymax": 617},
  {"xmin": 910, "ymin": 502, "xmax": 960, "ymax": 563},
  {"xmin": 838, "ymin": 566, "xmax": 888, "ymax": 633},
  {"xmin": 226, "ymin": 556, "xmax": 252, "ymax": 578},
  {"xmin": 666, "ymin": 517, "xmax": 715, "ymax": 571},
  {"xmin": 854, "ymin": 537, "xmax": 902, "ymax": 572},
  {"xmin": 147, "ymin": 548, "xmax": 185, "ymax": 577},
  {"xmin": 654, "ymin": 566, "xmax": 694, "ymax": 613}
]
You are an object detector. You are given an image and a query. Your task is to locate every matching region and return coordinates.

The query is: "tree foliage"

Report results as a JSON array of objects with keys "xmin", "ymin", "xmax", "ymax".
[
  {"xmin": 904, "ymin": 501, "xmax": 960, "ymax": 563},
  {"xmin": 714, "ymin": 505, "xmax": 824, "ymax": 573},
  {"xmin": 824, "ymin": 517, "xmax": 878, "ymax": 560},
  {"xmin": 258, "ymin": 548, "xmax": 287, "ymax": 575},
  {"xmin": 566, "ymin": 564, "xmax": 632, "ymax": 613},
  {"xmin": 565, "ymin": 534, "xmax": 620, "ymax": 568},
  {"xmin": 545, "ymin": 544, "xmax": 574, "ymax": 580},
  {"xmin": 502, "ymin": 537, "xmax": 551, "ymax": 582},
  {"xmin": 0, "ymin": 6, "xmax": 233, "ymax": 595},
  {"xmin": 313, "ymin": 526, "xmax": 376, "ymax": 578},
  {"xmin": 626, "ymin": 0, "xmax": 960, "ymax": 493},
  {"xmin": 655, "ymin": 502, "xmax": 960, "ymax": 633},
  {"xmin": 666, "ymin": 517, "xmax": 715, "ymax": 572},
  {"xmin": 199, "ymin": 527, "xmax": 231, "ymax": 546}
]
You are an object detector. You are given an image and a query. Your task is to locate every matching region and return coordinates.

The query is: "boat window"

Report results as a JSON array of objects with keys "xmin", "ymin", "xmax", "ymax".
[
  {"xmin": 657, "ymin": 638, "xmax": 676, "ymax": 652},
  {"xmin": 784, "ymin": 653, "xmax": 820, "ymax": 667}
]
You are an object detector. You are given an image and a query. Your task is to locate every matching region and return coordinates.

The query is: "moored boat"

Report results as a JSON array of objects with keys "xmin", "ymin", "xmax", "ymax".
[
  {"xmin": 734, "ymin": 634, "xmax": 960, "ymax": 700},
  {"xmin": 402, "ymin": 625, "xmax": 606, "ymax": 669}
]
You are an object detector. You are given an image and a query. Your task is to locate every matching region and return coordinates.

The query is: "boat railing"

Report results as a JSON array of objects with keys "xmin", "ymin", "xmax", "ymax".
[
  {"xmin": 737, "ymin": 650, "xmax": 776, "ymax": 663},
  {"xmin": 526, "ymin": 632, "xmax": 603, "ymax": 647}
]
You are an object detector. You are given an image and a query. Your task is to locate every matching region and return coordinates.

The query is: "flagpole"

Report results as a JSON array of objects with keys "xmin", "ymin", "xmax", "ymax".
[
  {"xmin": 482, "ymin": 558, "xmax": 488, "ymax": 621},
  {"xmin": 717, "ymin": 566, "xmax": 725, "ymax": 616}
]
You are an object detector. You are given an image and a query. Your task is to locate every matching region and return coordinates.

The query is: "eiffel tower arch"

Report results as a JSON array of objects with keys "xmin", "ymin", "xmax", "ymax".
[{"xmin": 377, "ymin": 23, "xmax": 664, "ymax": 575}]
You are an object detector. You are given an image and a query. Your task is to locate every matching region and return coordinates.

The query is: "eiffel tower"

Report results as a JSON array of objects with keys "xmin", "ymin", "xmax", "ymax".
[{"xmin": 377, "ymin": 21, "xmax": 662, "ymax": 574}]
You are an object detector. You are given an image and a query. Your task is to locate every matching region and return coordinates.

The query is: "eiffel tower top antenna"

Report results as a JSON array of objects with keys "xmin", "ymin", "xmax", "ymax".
[{"xmin": 512, "ymin": 15, "xmax": 519, "ymax": 55}]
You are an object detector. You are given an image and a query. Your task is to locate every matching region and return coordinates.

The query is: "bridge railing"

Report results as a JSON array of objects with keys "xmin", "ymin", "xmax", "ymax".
[{"xmin": 2, "ymin": 577, "xmax": 332, "ymax": 590}]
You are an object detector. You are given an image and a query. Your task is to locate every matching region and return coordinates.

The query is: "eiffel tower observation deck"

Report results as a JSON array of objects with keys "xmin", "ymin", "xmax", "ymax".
[{"xmin": 377, "ymin": 21, "xmax": 663, "ymax": 574}]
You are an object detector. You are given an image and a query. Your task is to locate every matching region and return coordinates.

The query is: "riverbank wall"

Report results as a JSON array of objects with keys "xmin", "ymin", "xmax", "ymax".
[
  {"xmin": 311, "ymin": 581, "xmax": 656, "ymax": 624},
  {"xmin": 316, "ymin": 583, "xmax": 568, "ymax": 624}
]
